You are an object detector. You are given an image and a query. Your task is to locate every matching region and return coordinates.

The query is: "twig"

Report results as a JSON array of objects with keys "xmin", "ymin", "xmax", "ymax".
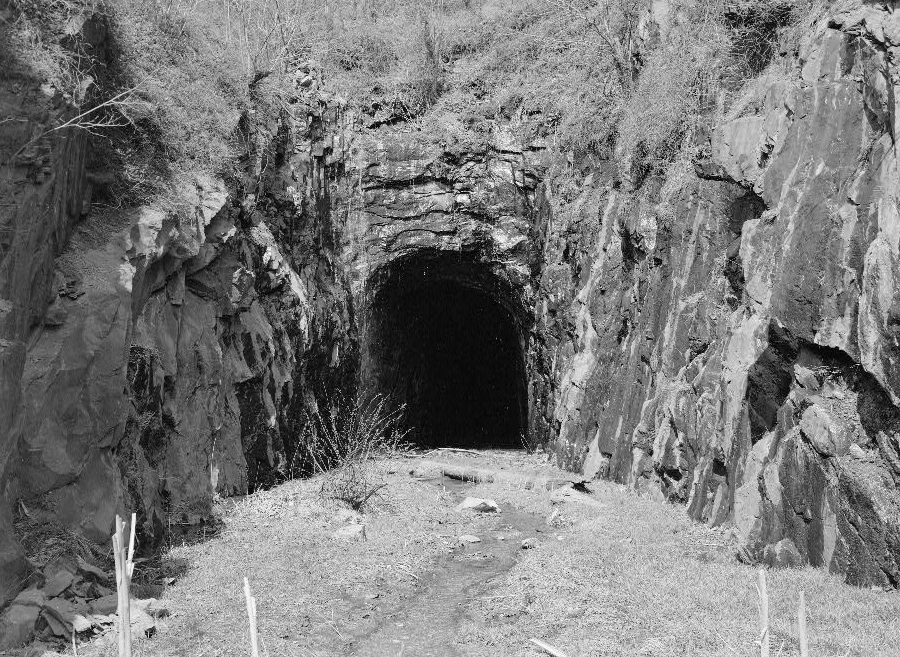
[
  {"xmin": 757, "ymin": 569, "xmax": 769, "ymax": 657},
  {"xmin": 529, "ymin": 638, "xmax": 571, "ymax": 657},
  {"xmin": 6, "ymin": 86, "xmax": 141, "ymax": 166},
  {"xmin": 244, "ymin": 577, "xmax": 260, "ymax": 657},
  {"xmin": 798, "ymin": 591, "xmax": 808, "ymax": 657}
]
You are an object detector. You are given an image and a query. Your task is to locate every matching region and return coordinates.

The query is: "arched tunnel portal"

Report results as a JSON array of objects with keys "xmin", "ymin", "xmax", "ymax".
[{"xmin": 361, "ymin": 251, "xmax": 530, "ymax": 449}]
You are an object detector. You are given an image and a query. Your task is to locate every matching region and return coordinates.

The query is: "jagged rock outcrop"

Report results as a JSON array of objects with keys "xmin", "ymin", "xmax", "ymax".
[
  {"xmin": 2, "ymin": 1, "xmax": 900, "ymax": 620},
  {"xmin": 538, "ymin": 3, "xmax": 900, "ymax": 586},
  {"xmin": 0, "ymin": 14, "xmax": 109, "ymax": 603}
]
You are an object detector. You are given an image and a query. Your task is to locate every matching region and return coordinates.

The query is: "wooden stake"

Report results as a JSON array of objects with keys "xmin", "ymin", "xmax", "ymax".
[
  {"xmin": 757, "ymin": 569, "xmax": 769, "ymax": 657},
  {"xmin": 112, "ymin": 514, "xmax": 136, "ymax": 657},
  {"xmin": 244, "ymin": 578, "xmax": 260, "ymax": 657},
  {"xmin": 798, "ymin": 590, "xmax": 809, "ymax": 657},
  {"xmin": 113, "ymin": 522, "xmax": 124, "ymax": 657},
  {"xmin": 529, "ymin": 638, "xmax": 571, "ymax": 657}
]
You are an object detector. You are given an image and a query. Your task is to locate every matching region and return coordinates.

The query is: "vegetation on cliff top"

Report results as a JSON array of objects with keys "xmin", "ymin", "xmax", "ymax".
[{"xmin": 4, "ymin": 0, "xmax": 842, "ymax": 204}]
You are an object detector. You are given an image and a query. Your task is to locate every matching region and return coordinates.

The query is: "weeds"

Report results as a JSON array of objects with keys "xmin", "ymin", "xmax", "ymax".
[
  {"xmin": 8, "ymin": 0, "xmax": 826, "ymax": 207},
  {"xmin": 300, "ymin": 394, "xmax": 409, "ymax": 511}
]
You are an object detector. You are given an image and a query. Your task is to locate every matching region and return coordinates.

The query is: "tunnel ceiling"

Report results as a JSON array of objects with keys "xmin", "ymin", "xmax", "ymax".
[{"xmin": 362, "ymin": 251, "xmax": 529, "ymax": 449}]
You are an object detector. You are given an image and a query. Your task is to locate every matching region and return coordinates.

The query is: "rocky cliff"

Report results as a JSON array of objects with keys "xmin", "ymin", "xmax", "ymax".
[
  {"xmin": 539, "ymin": 3, "xmax": 900, "ymax": 586},
  {"xmin": 1, "ymin": 0, "xmax": 899, "ymax": 612}
]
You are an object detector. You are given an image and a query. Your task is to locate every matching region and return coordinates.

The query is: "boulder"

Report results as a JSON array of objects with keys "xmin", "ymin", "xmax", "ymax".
[
  {"xmin": 793, "ymin": 365, "xmax": 821, "ymax": 391},
  {"xmin": 799, "ymin": 405, "xmax": 851, "ymax": 458},
  {"xmin": 43, "ymin": 570, "xmax": 74, "ymax": 598},
  {"xmin": 455, "ymin": 497, "xmax": 501, "ymax": 513},
  {"xmin": 763, "ymin": 538, "xmax": 803, "ymax": 569},
  {"xmin": 0, "ymin": 588, "xmax": 46, "ymax": 649},
  {"xmin": 89, "ymin": 593, "xmax": 119, "ymax": 615},
  {"xmin": 333, "ymin": 524, "xmax": 366, "ymax": 541},
  {"xmin": 458, "ymin": 534, "xmax": 481, "ymax": 544}
]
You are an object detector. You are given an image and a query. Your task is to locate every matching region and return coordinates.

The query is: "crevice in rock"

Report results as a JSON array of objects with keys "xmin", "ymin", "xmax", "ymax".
[
  {"xmin": 746, "ymin": 321, "xmax": 798, "ymax": 443},
  {"xmin": 362, "ymin": 250, "xmax": 529, "ymax": 449},
  {"xmin": 724, "ymin": 188, "xmax": 764, "ymax": 309}
]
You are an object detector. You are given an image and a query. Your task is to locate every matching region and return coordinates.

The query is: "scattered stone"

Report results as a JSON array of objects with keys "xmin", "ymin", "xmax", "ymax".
[
  {"xmin": 0, "ymin": 588, "xmax": 46, "ymax": 648},
  {"xmin": 42, "ymin": 557, "xmax": 77, "ymax": 582},
  {"xmin": 41, "ymin": 608, "xmax": 69, "ymax": 637},
  {"xmin": 75, "ymin": 556, "xmax": 109, "ymax": 583},
  {"xmin": 89, "ymin": 593, "xmax": 119, "ymax": 615},
  {"xmin": 72, "ymin": 614, "xmax": 93, "ymax": 632},
  {"xmin": 130, "ymin": 606, "xmax": 158, "ymax": 638},
  {"xmin": 763, "ymin": 538, "xmax": 803, "ymax": 569},
  {"xmin": 549, "ymin": 485, "xmax": 606, "ymax": 508},
  {"xmin": 43, "ymin": 570, "xmax": 74, "ymax": 598},
  {"xmin": 520, "ymin": 538, "xmax": 537, "ymax": 550},
  {"xmin": 333, "ymin": 524, "xmax": 367, "ymax": 541},
  {"xmin": 335, "ymin": 508, "xmax": 363, "ymax": 524},
  {"xmin": 455, "ymin": 497, "xmax": 501, "ymax": 513},
  {"xmin": 458, "ymin": 534, "xmax": 481, "ymax": 544},
  {"xmin": 799, "ymin": 405, "xmax": 851, "ymax": 457},
  {"xmin": 793, "ymin": 364, "xmax": 820, "ymax": 390},
  {"xmin": 42, "ymin": 596, "xmax": 82, "ymax": 636}
]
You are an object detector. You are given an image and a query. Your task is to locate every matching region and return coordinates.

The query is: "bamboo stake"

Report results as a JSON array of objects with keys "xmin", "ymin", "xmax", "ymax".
[
  {"xmin": 798, "ymin": 591, "xmax": 809, "ymax": 657},
  {"xmin": 113, "ymin": 521, "xmax": 124, "ymax": 657},
  {"xmin": 244, "ymin": 578, "xmax": 260, "ymax": 657},
  {"xmin": 757, "ymin": 569, "xmax": 769, "ymax": 657},
  {"xmin": 529, "ymin": 638, "xmax": 571, "ymax": 657},
  {"xmin": 112, "ymin": 513, "xmax": 136, "ymax": 657}
]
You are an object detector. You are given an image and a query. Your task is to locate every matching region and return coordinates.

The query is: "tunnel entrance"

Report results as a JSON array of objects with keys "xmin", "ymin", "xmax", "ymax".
[{"xmin": 363, "ymin": 252, "xmax": 528, "ymax": 449}]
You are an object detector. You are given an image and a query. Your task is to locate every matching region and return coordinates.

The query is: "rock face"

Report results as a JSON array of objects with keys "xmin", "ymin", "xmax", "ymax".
[
  {"xmin": 536, "ymin": 4, "xmax": 900, "ymax": 587},
  {"xmin": 2, "ymin": 1, "xmax": 900, "ymax": 607}
]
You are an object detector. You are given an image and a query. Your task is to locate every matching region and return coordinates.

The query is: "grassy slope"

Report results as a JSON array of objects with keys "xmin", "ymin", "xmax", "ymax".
[
  {"xmin": 462, "ymin": 476, "xmax": 899, "ymax": 657},
  {"xmin": 8, "ymin": 0, "xmax": 831, "ymax": 207},
  {"xmin": 74, "ymin": 453, "xmax": 900, "ymax": 657}
]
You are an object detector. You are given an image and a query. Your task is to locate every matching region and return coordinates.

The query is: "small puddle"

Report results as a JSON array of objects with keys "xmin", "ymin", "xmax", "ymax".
[{"xmin": 346, "ymin": 476, "xmax": 546, "ymax": 657}]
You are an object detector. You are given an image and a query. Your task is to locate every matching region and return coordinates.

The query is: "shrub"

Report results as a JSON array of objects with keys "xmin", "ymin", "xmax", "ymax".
[
  {"xmin": 300, "ymin": 394, "xmax": 409, "ymax": 511},
  {"xmin": 616, "ymin": 1, "xmax": 731, "ymax": 183}
]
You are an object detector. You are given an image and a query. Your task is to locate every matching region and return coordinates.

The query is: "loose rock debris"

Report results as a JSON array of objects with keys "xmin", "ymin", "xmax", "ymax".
[{"xmin": 456, "ymin": 497, "xmax": 501, "ymax": 513}]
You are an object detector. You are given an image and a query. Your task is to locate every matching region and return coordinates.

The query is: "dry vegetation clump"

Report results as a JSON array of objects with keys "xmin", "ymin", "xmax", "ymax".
[
  {"xmin": 6, "ymin": 0, "xmax": 837, "ymax": 206},
  {"xmin": 298, "ymin": 394, "xmax": 409, "ymax": 511},
  {"xmin": 459, "ymin": 0, "xmax": 828, "ymax": 178},
  {"xmin": 13, "ymin": 499, "xmax": 110, "ymax": 572},
  {"xmin": 468, "ymin": 0, "xmax": 646, "ymax": 158}
]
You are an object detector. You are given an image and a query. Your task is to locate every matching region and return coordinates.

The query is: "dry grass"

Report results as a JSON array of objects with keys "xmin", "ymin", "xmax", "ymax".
[
  {"xmin": 64, "ymin": 452, "xmax": 900, "ymax": 657},
  {"xmin": 80, "ymin": 459, "xmax": 479, "ymax": 657},
  {"xmin": 458, "ymin": 476, "xmax": 900, "ymax": 657},
  {"xmin": 6, "ymin": 0, "xmax": 837, "ymax": 208}
]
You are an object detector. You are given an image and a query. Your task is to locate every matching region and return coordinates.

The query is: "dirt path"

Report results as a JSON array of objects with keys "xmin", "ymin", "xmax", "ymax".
[
  {"xmin": 347, "ymin": 477, "xmax": 546, "ymax": 657},
  {"xmin": 74, "ymin": 451, "xmax": 900, "ymax": 657}
]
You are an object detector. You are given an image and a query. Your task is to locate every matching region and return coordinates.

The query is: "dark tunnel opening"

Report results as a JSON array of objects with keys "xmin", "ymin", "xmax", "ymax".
[{"xmin": 363, "ymin": 254, "xmax": 528, "ymax": 449}]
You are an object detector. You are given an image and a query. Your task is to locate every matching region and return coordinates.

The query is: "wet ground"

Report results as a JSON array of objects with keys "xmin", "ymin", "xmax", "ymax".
[{"xmin": 347, "ymin": 477, "xmax": 549, "ymax": 657}]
